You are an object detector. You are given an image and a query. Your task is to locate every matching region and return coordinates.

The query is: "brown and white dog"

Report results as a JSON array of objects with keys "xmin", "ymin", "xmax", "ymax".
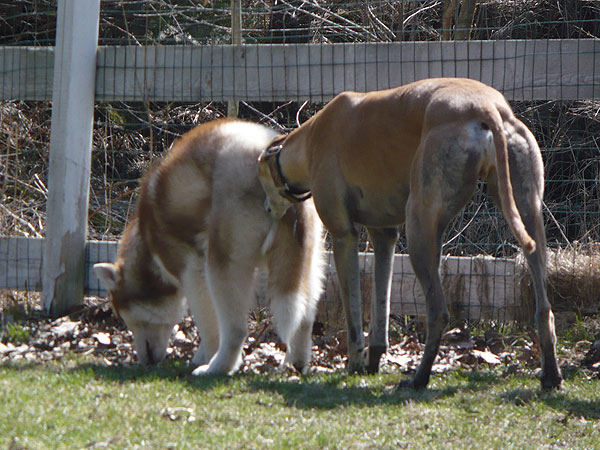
[
  {"xmin": 94, "ymin": 119, "xmax": 325, "ymax": 375},
  {"xmin": 258, "ymin": 77, "xmax": 563, "ymax": 390}
]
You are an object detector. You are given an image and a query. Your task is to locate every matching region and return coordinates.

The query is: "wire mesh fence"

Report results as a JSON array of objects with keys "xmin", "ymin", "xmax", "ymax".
[{"xmin": 1, "ymin": 0, "xmax": 600, "ymax": 322}]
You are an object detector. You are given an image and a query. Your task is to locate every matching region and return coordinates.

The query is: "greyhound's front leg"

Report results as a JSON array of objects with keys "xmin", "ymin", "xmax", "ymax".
[
  {"xmin": 366, "ymin": 226, "xmax": 399, "ymax": 373},
  {"xmin": 332, "ymin": 228, "xmax": 367, "ymax": 374}
]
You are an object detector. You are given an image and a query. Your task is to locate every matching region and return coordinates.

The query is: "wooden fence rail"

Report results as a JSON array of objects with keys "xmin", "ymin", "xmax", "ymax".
[
  {"xmin": 0, "ymin": 237, "xmax": 521, "ymax": 323},
  {"xmin": 2, "ymin": 39, "xmax": 599, "ymax": 102}
]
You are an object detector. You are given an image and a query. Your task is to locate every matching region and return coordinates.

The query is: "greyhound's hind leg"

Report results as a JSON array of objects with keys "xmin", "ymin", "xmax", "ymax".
[
  {"xmin": 402, "ymin": 130, "xmax": 481, "ymax": 389},
  {"xmin": 366, "ymin": 226, "xmax": 399, "ymax": 374},
  {"xmin": 524, "ymin": 237, "xmax": 563, "ymax": 389},
  {"xmin": 404, "ymin": 211, "xmax": 448, "ymax": 389},
  {"xmin": 490, "ymin": 123, "xmax": 563, "ymax": 389}
]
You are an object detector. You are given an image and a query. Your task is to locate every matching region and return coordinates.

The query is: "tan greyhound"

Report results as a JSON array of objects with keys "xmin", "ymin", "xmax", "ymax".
[{"xmin": 258, "ymin": 77, "xmax": 563, "ymax": 390}]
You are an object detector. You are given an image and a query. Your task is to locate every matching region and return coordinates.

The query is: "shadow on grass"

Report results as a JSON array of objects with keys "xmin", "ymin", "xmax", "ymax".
[
  {"xmin": 243, "ymin": 370, "xmax": 503, "ymax": 409},
  {"xmin": 500, "ymin": 385, "xmax": 600, "ymax": 420},
  {"xmin": 542, "ymin": 393, "xmax": 600, "ymax": 420},
  {"xmin": 75, "ymin": 361, "xmax": 237, "ymax": 391},
  {"xmin": 45, "ymin": 360, "xmax": 504, "ymax": 408},
  {"xmin": 0, "ymin": 358, "xmax": 231, "ymax": 391},
  {"xmin": 496, "ymin": 366, "xmax": 600, "ymax": 420},
  {"xmin": 6, "ymin": 359, "xmax": 598, "ymax": 415}
]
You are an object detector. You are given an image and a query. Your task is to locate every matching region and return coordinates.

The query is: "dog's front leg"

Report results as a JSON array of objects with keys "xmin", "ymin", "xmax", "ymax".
[
  {"xmin": 366, "ymin": 227, "xmax": 399, "ymax": 374},
  {"xmin": 193, "ymin": 259, "xmax": 254, "ymax": 376},
  {"xmin": 179, "ymin": 257, "xmax": 219, "ymax": 367},
  {"xmin": 332, "ymin": 228, "xmax": 367, "ymax": 374}
]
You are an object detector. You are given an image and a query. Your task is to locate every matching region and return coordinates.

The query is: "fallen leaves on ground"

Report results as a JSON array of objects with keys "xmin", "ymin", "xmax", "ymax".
[{"xmin": 1, "ymin": 300, "xmax": 599, "ymax": 379}]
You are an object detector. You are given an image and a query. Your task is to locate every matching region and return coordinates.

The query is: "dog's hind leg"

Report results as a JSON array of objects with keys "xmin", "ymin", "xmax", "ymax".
[
  {"xmin": 270, "ymin": 291, "xmax": 317, "ymax": 374},
  {"xmin": 180, "ymin": 254, "xmax": 219, "ymax": 367},
  {"xmin": 403, "ymin": 127, "xmax": 482, "ymax": 389},
  {"xmin": 520, "ymin": 219, "xmax": 562, "ymax": 390},
  {"xmin": 267, "ymin": 228, "xmax": 322, "ymax": 374},
  {"xmin": 404, "ymin": 212, "xmax": 449, "ymax": 389},
  {"xmin": 192, "ymin": 260, "xmax": 256, "ymax": 376},
  {"xmin": 489, "ymin": 121, "xmax": 562, "ymax": 390},
  {"xmin": 366, "ymin": 226, "xmax": 399, "ymax": 374}
]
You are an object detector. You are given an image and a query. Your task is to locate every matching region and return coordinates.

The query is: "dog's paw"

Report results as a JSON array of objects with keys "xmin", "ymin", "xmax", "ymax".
[
  {"xmin": 540, "ymin": 371, "xmax": 564, "ymax": 391},
  {"xmin": 396, "ymin": 378, "xmax": 417, "ymax": 391},
  {"xmin": 346, "ymin": 348, "xmax": 368, "ymax": 374},
  {"xmin": 396, "ymin": 375, "xmax": 428, "ymax": 391},
  {"xmin": 191, "ymin": 364, "xmax": 211, "ymax": 376},
  {"xmin": 366, "ymin": 345, "xmax": 386, "ymax": 374},
  {"xmin": 290, "ymin": 361, "xmax": 311, "ymax": 375}
]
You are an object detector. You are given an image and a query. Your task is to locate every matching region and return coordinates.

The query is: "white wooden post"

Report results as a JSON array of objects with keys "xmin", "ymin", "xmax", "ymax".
[
  {"xmin": 227, "ymin": 0, "xmax": 242, "ymax": 117},
  {"xmin": 42, "ymin": 0, "xmax": 100, "ymax": 317}
]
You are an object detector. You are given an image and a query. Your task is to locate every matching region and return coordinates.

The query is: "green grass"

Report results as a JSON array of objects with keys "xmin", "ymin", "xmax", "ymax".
[
  {"xmin": 2, "ymin": 322, "xmax": 31, "ymax": 344},
  {"xmin": 1, "ymin": 356, "xmax": 599, "ymax": 450}
]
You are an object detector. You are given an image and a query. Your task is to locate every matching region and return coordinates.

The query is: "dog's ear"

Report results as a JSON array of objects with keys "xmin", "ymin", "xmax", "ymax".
[{"xmin": 93, "ymin": 263, "xmax": 120, "ymax": 291}]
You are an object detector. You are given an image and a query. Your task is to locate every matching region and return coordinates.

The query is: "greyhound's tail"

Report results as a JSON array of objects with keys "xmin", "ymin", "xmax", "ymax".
[{"xmin": 486, "ymin": 107, "xmax": 536, "ymax": 254}]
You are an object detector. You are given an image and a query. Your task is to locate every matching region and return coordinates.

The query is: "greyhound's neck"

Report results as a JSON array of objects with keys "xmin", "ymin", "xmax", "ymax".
[{"xmin": 278, "ymin": 127, "xmax": 311, "ymax": 194}]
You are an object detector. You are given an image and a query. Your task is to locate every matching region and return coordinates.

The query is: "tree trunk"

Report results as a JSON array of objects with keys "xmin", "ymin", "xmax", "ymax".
[
  {"xmin": 442, "ymin": 0, "xmax": 457, "ymax": 40},
  {"xmin": 455, "ymin": 0, "xmax": 477, "ymax": 40}
]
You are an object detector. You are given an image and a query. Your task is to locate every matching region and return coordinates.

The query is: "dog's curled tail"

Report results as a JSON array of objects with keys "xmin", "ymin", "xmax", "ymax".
[{"xmin": 486, "ymin": 107, "xmax": 536, "ymax": 254}]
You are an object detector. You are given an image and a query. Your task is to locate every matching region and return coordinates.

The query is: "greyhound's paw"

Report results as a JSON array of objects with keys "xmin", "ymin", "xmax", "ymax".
[
  {"xmin": 540, "ymin": 372, "xmax": 564, "ymax": 391},
  {"xmin": 366, "ymin": 345, "xmax": 387, "ymax": 375},
  {"xmin": 346, "ymin": 348, "xmax": 368, "ymax": 374},
  {"xmin": 396, "ymin": 377, "xmax": 427, "ymax": 391}
]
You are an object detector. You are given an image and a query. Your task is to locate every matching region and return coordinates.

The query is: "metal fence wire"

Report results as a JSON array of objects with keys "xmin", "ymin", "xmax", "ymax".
[{"xmin": 1, "ymin": 0, "xmax": 600, "ymax": 323}]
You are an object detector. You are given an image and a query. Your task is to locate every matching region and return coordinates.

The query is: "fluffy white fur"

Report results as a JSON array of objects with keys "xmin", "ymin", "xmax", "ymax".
[{"xmin": 94, "ymin": 119, "xmax": 325, "ymax": 375}]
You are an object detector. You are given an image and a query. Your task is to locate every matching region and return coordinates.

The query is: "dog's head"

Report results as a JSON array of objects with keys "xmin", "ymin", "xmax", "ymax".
[{"xmin": 93, "ymin": 259, "xmax": 186, "ymax": 365}]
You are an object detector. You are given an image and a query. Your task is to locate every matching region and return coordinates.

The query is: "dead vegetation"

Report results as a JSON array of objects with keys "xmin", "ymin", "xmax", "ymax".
[
  {"xmin": 1, "ymin": 294, "xmax": 599, "ymax": 380},
  {"xmin": 517, "ymin": 246, "xmax": 600, "ymax": 325}
]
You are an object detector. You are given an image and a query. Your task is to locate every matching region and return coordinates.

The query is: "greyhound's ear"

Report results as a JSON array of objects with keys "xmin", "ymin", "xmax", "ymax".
[{"xmin": 93, "ymin": 263, "xmax": 120, "ymax": 291}]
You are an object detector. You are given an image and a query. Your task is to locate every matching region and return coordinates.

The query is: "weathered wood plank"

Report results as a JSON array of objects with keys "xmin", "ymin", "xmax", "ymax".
[
  {"xmin": 321, "ymin": 253, "xmax": 517, "ymax": 327},
  {"xmin": 42, "ymin": 0, "xmax": 101, "ymax": 317},
  {"xmin": 0, "ymin": 237, "xmax": 44, "ymax": 291},
  {"xmin": 93, "ymin": 40, "xmax": 597, "ymax": 101},
  {"xmin": 0, "ymin": 47, "xmax": 55, "ymax": 100},
  {"xmin": 1, "ymin": 237, "xmax": 517, "ymax": 322},
  {"xmin": 85, "ymin": 240, "xmax": 118, "ymax": 297},
  {"xmin": 2, "ymin": 40, "xmax": 598, "ymax": 101}
]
